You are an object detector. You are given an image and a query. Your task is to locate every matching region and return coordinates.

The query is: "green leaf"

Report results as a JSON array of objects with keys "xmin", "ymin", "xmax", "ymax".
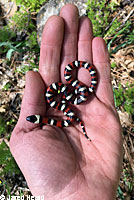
[
  {"xmin": 6, "ymin": 49, "xmax": 14, "ymax": 60},
  {"xmin": 108, "ymin": 22, "xmax": 131, "ymax": 52}
]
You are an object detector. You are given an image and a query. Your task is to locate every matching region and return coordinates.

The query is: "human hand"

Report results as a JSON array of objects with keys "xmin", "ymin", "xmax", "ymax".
[{"xmin": 10, "ymin": 4, "xmax": 122, "ymax": 200}]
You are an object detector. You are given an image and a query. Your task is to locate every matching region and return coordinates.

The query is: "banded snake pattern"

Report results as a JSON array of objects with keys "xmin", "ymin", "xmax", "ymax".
[{"xmin": 26, "ymin": 61, "xmax": 97, "ymax": 141}]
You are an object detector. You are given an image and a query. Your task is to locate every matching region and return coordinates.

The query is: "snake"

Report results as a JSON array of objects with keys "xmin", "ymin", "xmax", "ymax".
[{"xmin": 26, "ymin": 61, "xmax": 97, "ymax": 141}]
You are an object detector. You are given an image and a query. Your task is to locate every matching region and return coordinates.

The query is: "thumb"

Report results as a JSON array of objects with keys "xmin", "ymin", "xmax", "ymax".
[{"xmin": 16, "ymin": 71, "xmax": 46, "ymax": 130}]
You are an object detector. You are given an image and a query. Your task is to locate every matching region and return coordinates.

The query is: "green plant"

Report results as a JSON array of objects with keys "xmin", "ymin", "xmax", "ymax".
[
  {"xmin": 111, "ymin": 62, "xmax": 117, "ymax": 69},
  {"xmin": 0, "ymin": 26, "xmax": 16, "ymax": 43},
  {"xmin": 2, "ymin": 82, "xmax": 11, "ymax": 90},
  {"xmin": 6, "ymin": 119, "xmax": 15, "ymax": 126},
  {"xmin": 0, "ymin": 41, "xmax": 25, "ymax": 60},
  {"xmin": 15, "ymin": 0, "xmax": 46, "ymax": 12},
  {"xmin": 117, "ymin": 186, "xmax": 124, "ymax": 200},
  {"xmin": 86, "ymin": 0, "xmax": 118, "ymax": 37},
  {"xmin": 0, "ymin": 116, "xmax": 7, "ymax": 136},
  {"xmin": 114, "ymin": 84, "xmax": 134, "ymax": 115},
  {"xmin": 123, "ymin": 85, "xmax": 134, "ymax": 115},
  {"xmin": 0, "ymin": 180, "xmax": 12, "ymax": 196},
  {"xmin": 10, "ymin": 8, "xmax": 39, "ymax": 50},
  {"xmin": 0, "ymin": 140, "xmax": 20, "ymax": 176},
  {"xmin": 126, "ymin": 29, "xmax": 134, "ymax": 44},
  {"xmin": 25, "ymin": 31, "xmax": 39, "ymax": 50},
  {"xmin": 113, "ymin": 84, "xmax": 124, "ymax": 107},
  {"xmin": 0, "ymin": 26, "xmax": 17, "ymax": 58},
  {"xmin": 16, "ymin": 64, "xmax": 38, "ymax": 74},
  {"xmin": 110, "ymin": 23, "xmax": 134, "ymax": 54},
  {"xmin": 86, "ymin": 0, "xmax": 134, "ymax": 54},
  {"xmin": 107, "ymin": 21, "xmax": 132, "ymax": 54},
  {"xmin": 0, "ymin": 0, "xmax": 41, "ymax": 63},
  {"xmin": 11, "ymin": 9, "xmax": 35, "ymax": 32}
]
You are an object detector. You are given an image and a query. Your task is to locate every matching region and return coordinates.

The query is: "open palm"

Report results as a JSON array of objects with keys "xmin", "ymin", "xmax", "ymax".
[{"xmin": 10, "ymin": 4, "xmax": 122, "ymax": 200}]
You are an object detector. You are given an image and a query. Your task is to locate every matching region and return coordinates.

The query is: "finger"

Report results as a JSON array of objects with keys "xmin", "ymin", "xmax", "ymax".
[
  {"xmin": 60, "ymin": 4, "xmax": 79, "ymax": 82},
  {"xmin": 39, "ymin": 16, "xmax": 64, "ymax": 86},
  {"xmin": 92, "ymin": 37, "xmax": 115, "ymax": 107},
  {"xmin": 16, "ymin": 71, "xmax": 46, "ymax": 130},
  {"xmin": 78, "ymin": 16, "xmax": 93, "ymax": 86}
]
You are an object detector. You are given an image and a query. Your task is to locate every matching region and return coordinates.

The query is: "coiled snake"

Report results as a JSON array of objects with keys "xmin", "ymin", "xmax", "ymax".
[{"xmin": 26, "ymin": 61, "xmax": 97, "ymax": 141}]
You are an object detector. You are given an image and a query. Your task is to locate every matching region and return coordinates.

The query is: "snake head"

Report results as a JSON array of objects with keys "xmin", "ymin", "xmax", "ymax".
[{"xmin": 26, "ymin": 115, "xmax": 42, "ymax": 124}]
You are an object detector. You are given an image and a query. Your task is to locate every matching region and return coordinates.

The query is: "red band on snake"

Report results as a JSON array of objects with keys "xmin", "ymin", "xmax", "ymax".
[{"xmin": 26, "ymin": 61, "xmax": 97, "ymax": 141}]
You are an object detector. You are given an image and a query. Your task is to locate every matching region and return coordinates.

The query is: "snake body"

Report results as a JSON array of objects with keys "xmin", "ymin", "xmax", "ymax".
[{"xmin": 26, "ymin": 61, "xmax": 97, "ymax": 140}]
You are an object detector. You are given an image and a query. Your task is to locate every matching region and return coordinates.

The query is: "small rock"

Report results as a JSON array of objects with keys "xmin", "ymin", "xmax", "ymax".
[
  {"xmin": 118, "ymin": 110, "xmax": 131, "ymax": 126},
  {"xmin": 37, "ymin": 0, "xmax": 87, "ymax": 45}
]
